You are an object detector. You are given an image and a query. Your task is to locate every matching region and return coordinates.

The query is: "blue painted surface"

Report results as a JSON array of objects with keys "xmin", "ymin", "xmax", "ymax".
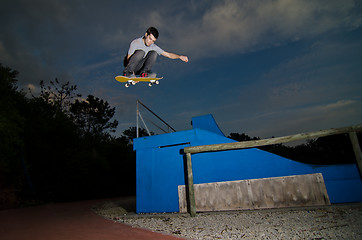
[{"xmin": 133, "ymin": 114, "xmax": 362, "ymax": 213}]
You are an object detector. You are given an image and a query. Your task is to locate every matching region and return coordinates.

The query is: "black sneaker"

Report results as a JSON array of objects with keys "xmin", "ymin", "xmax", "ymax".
[
  {"xmin": 140, "ymin": 72, "xmax": 157, "ymax": 78},
  {"xmin": 123, "ymin": 71, "xmax": 135, "ymax": 78}
]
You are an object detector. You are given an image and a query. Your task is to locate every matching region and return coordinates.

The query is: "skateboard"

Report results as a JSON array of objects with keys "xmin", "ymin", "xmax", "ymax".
[{"xmin": 115, "ymin": 75, "xmax": 163, "ymax": 88}]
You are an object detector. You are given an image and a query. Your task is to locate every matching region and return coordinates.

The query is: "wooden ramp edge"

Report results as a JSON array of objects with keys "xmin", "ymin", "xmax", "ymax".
[{"xmin": 178, "ymin": 173, "xmax": 330, "ymax": 213}]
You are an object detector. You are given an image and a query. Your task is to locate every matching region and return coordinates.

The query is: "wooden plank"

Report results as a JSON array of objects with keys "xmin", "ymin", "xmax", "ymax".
[
  {"xmin": 349, "ymin": 131, "xmax": 362, "ymax": 176},
  {"xmin": 184, "ymin": 124, "xmax": 362, "ymax": 154},
  {"xmin": 185, "ymin": 153, "xmax": 196, "ymax": 217},
  {"xmin": 178, "ymin": 173, "xmax": 330, "ymax": 213}
]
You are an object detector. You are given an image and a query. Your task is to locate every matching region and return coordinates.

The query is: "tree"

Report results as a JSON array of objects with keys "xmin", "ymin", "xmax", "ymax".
[
  {"xmin": 0, "ymin": 64, "xmax": 28, "ymax": 208},
  {"xmin": 228, "ymin": 132, "xmax": 259, "ymax": 141},
  {"xmin": 0, "ymin": 64, "xmax": 25, "ymax": 153},
  {"xmin": 0, "ymin": 64, "xmax": 25, "ymax": 155},
  {"xmin": 34, "ymin": 79, "xmax": 81, "ymax": 114},
  {"xmin": 228, "ymin": 130, "xmax": 361, "ymax": 165},
  {"xmin": 122, "ymin": 126, "xmax": 154, "ymax": 144},
  {"xmin": 0, "ymin": 66, "xmax": 137, "ymax": 206},
  {"xmin": 70, "ymin": 95, "xmax": 118, "ymax": 140},
  {"xmin": 302, "ymin": 134, "xmax": 358, "ymax": 164}
]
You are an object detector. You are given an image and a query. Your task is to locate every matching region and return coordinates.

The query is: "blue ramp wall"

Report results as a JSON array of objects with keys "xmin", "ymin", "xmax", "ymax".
[{"xmin": 133, "ymin": 114, "xmax": 362, "ymax": 213}]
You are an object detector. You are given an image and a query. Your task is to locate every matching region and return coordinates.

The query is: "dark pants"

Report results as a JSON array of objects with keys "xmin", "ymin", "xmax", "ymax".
[{"xmin": 123, "ymin": 50, "xmax": 158, "ymax": 75}]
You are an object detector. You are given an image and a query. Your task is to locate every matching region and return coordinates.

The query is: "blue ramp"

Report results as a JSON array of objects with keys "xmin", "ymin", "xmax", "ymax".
[{"xmin": 133, "ymin": 114, "xmax": 362, "ymax": 213}]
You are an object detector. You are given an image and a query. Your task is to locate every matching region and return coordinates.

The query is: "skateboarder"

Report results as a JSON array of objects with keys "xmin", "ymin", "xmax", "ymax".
[{"xmin": 123, "ymin": 27, "xmax": 189, "ymax": 78}]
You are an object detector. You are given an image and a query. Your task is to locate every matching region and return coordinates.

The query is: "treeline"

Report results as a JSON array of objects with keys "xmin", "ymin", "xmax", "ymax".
[
  {"xmin": 228, "ymin": 132, "xmax": 361, "ymax": 165},
  {"xmin": 0, "ymin": 64, "xmax": 137, "ymax": 209}
]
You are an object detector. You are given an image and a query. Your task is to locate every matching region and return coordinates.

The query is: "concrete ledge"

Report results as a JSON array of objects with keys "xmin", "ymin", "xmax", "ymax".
[{"xmin": 178, "ymin": 173, "xmax": 330, "ymax": 213}]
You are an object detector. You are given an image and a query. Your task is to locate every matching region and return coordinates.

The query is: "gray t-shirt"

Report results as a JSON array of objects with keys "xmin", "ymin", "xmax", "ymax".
[{"xmin": 128, "ymin": 37, "xmax": 164, "ymax": 57}]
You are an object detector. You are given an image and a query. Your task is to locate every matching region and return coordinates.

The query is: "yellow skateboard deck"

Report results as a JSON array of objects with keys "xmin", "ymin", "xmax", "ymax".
[{"xmin": 115, "ymin": 75, "xmax": 163, "ymax": 87}]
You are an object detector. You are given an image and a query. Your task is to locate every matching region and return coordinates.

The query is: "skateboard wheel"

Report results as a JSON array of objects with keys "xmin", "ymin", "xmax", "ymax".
[
  {"xmin": 148, "ymin": 83, "xmax": 153, "ymax": 87},
  {"xmin": 131, "ymin": 81, "xmax": 136, "ymax": 85},
  {"xmin": 125, "ymin": 83, "xmax": 130, "ymax": 88},
  {"xmin": 155, "ymin": 80, "xmax": 159, "ymax": 85}
]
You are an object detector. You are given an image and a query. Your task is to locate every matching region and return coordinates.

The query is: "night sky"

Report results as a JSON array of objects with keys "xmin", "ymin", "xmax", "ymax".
[{"xmin": 1, "ymin": 0, "xmax": 362, "ymax": 138}]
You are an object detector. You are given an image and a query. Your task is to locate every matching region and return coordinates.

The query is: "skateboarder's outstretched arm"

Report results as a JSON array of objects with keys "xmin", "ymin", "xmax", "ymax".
[{"xmin": 162, "ymin": 51, "xmax": 189, "ymax": 63}]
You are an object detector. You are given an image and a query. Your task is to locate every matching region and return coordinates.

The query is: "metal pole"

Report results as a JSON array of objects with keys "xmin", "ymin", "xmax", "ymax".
[
  {"xmin": 136, "ymin": 100, "xmax": 139, "ymax": 138},
  {"xmin": 138, "ymin": 112, "xmax": 151, "ymax": 136},
  {"xmin": 138, "ymin": 100, "xmax": 176, "ymax": 132}
]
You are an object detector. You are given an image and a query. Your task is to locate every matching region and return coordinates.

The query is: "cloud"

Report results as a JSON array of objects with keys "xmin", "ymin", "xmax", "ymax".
[
  {"xmin": 2, "ymin": 0, "xmax": 361, "ymax": 86},
  {"xmin": 206, "ymin": 28, "xmax": 362, "ymax": 137},
  {"xmin": 143, "ymin": 0, "xmax": 361, "ymax": 59},
  {"xmin": 221, "ymin": 98, "xmax": 361, "ymax": 138},
  {"xmin": 239, "ymin": 32, "xmax": 362, "ymax": 112},
  {"xmin": 319, "ymin": 100, "xmax": 356, "ymax": 110}
]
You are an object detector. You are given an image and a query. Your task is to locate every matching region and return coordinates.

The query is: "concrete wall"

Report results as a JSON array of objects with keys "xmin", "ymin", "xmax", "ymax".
[{"xmin": 133, "ymin": 114, "xmax": 362, "ymax": 213}]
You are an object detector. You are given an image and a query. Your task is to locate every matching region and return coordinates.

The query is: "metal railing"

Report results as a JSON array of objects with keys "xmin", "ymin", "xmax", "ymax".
[
  {"xmin": 183, "ymin": 124, "xmax": 362, "ymax": 216},
  {"xmin": 136, "ymin": 100, "xmax": 176, "ymax": 138}
]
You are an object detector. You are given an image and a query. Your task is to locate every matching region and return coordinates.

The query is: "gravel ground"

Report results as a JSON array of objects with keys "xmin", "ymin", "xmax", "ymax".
[{"xmin": 93, "ymin": 199, "xmax": 362, "ymax": 240}]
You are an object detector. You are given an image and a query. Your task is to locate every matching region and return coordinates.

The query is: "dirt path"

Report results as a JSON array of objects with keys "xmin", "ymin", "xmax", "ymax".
[{"xmin": 0, "ymin": 198, "xmax": 187, "ymax": 240}]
